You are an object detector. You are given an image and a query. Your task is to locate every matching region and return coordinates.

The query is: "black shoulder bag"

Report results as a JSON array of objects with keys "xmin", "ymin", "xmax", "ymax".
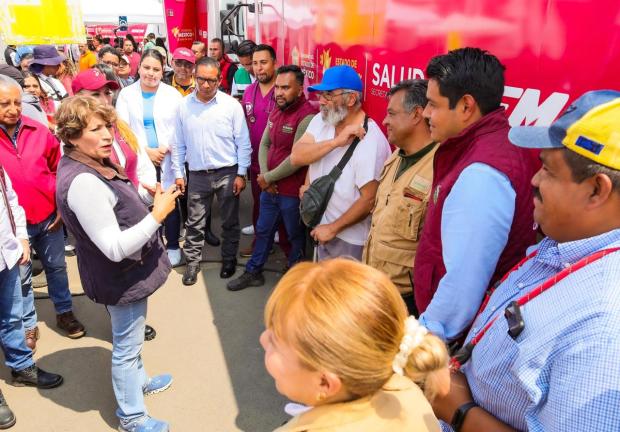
[{"xmin": 300, "ymin": 116, "xmax": 369, "ymax": 228}]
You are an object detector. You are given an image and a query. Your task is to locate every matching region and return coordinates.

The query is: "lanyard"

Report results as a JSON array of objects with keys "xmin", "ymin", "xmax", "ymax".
[{"xmin": 450, "ymin": 246, "xmax": 620, "ymax": 371}]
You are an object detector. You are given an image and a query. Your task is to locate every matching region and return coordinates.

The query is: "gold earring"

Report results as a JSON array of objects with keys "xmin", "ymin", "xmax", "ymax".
[{"xmin": 316, "ymin": 392, "xmax": 326, "ymax": 402}]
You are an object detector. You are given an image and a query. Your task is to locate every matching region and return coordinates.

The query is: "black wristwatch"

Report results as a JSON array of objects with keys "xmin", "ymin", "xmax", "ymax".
[{"xmin": 450, "ymin": 401, "xmax": 477, "ymax": 432}]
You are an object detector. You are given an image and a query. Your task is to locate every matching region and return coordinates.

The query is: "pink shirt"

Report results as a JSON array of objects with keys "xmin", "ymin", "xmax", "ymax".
[
  {"xmin": 241, "ymin": 82, "xmax": 275, "ymax": 169},
  {"xmin": 127, "ymin": 52, "xmax": 141, "ymax": 77},
  {"xmin": 0, "ymin": 116, "xmax": 61, "ymax": 224}
]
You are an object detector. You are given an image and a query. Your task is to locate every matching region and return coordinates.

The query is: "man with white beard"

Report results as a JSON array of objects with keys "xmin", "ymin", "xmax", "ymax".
[{"xmin": 291, "ymin": 65, "xmax": 390, "ymax": 260}]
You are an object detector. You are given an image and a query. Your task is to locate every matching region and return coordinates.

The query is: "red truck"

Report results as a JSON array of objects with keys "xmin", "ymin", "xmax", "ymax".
[{"xmin": 164, "ymin": 0, "xmax": 620, "ymax": 125}]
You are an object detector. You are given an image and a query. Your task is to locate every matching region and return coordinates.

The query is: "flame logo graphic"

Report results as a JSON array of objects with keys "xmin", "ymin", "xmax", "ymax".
[{"xmin": 320, "ymin": 49, "xmax": 332, "ymax": 72}]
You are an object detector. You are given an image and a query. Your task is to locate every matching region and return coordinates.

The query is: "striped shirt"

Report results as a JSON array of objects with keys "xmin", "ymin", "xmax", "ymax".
[{"xmin": 442, "ymin": 229, "xmax": 620, "ymax": 431}]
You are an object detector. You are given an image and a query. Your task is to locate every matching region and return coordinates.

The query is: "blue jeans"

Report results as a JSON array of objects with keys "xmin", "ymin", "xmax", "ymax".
[
  {"xmin": 107, "ymin": 299, "xmax": 150, "ymax": 424},
  {"xmin": 246, "ymin": 192, "xmax": 305, "ymax": 273},
  {"xmin": 0, "ymin": 265, "xmax": 34, "ymax": 371},
  {"xmin": 20, "ymin": 213, "xmax": 73, "ymax": 327}
]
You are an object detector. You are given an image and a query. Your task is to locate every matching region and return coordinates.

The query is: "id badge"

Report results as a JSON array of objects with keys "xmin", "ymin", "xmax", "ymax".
[{"xmin": 504, "ymin": 301, "xmax": 525, "ymax": 339}]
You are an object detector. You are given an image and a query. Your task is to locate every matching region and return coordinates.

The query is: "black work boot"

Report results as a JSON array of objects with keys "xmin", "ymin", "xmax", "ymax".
[
  {"xmin": 11, "ymin": 365, "xmax": 63, "ymax": 389},
  {"xmin": 0, "ymin": 390, "xmax": 15, "ymax": 429},
  {"xmin": 227, "ymin": 271, "xmax": 265, "ymax": 291}
]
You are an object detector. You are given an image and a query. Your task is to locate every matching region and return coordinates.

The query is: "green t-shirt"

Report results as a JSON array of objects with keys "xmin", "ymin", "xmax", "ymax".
[
  {"xmin": 395, "ymin": 142, "xmax": 437, "ymax": 180},
  {"xmin": 232, "ymin": 68, "xmax": 253, "ymax": 97}
]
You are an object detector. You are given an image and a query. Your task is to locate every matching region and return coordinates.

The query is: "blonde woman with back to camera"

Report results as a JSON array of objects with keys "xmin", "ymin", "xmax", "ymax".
[{"xmin": 261, "ymin": 258, "xmax": 450, "ymax": 431}]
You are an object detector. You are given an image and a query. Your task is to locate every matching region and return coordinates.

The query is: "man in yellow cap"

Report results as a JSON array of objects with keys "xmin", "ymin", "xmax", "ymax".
[{"xmin": 432, "ymin": 90, "xmax": 620, "ymax": 431}]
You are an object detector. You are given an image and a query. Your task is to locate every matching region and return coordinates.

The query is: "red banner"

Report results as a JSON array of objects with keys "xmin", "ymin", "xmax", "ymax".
[
  {"xmin": 163, "ymin": 0, "xmax": 197, "ymax": 52},
  {"xmin": 86, "ymin": 24, "xmax": 148, "ymax": 43}
]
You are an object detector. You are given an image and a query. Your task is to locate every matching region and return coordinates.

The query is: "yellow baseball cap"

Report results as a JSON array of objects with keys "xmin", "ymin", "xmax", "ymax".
[{"xmin": 509, "ymin": 90, "xmax": 620, "ymax": 170}]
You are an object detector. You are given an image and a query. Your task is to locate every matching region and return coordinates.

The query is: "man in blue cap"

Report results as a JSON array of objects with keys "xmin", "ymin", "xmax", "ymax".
[
  {"xmin": 432, "ymin": 90, "xmax": 620, "ymax": 432},
  {"xmin": 291, "ymin": 65, "xmax": 390, "ymax": 260}
]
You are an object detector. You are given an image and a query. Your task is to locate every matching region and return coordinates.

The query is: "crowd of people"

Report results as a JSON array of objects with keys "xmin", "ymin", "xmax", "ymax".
[{"xmin": 0, "ymin": 31, "xmax": 619, "ymax": 432}]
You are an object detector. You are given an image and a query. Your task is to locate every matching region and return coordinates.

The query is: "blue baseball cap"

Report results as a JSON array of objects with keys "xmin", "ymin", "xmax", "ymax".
[
  {"xmin": 508, "ymin": 90, "xmax": 620, "ymax": 170},
  {"xmin": 308, "ymin": 65, "xmax": 363, "ymax": 92}
]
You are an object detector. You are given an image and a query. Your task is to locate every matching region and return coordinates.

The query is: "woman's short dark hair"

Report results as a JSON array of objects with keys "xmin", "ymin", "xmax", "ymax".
[
  {"xmin": 426, "ymin": 47, "xmax": 505, "ymax": 115},
  {"xmin": 21, "ymin": 70, "xmax": 42, "ymax": 89},
  {"xmin": 139, "ymin": 49, "xmax": 165, "ymax": 68},
  {"xmin": 55, "ymin": 96, "xmax": 116, "ymax": 145}
]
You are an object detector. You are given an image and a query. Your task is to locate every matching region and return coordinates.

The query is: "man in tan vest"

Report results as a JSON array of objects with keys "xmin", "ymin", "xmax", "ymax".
[{"xmin": 363, "ymin": 79, "xmax": 437, "ymax": 315}]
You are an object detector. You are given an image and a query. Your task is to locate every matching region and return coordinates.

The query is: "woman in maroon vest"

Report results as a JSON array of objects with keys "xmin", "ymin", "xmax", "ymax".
[
  {"xmin": 72, "ymin": 67, "xmax": 159, "ymax": 342},
  {"xmin": 54, "ymin": 96, "xmax": 180, "ymax": 432}
]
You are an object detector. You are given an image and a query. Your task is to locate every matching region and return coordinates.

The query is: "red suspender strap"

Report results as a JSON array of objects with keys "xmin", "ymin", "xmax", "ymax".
[
  {"xmin": 475, "ymin": 250, "xmax": 539, "ymax": 317},
  {"xmin": 0, "ymin": 166, "xmax": 16, "ymax": 235},
  {"xmin": 451, "ymin": 247, "xmax": 620, "ymax": 371}
]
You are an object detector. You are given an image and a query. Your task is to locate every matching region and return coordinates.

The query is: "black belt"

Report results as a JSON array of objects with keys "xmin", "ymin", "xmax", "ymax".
[{"xmin": 191, "ymin": 164, "xmax": 237, "ymax": 174}]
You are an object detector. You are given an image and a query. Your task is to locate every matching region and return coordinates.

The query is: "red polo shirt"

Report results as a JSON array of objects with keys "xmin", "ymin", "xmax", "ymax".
[{"xmin": 0, "ymin": 115, "xmax": 61, "ymax": 224}]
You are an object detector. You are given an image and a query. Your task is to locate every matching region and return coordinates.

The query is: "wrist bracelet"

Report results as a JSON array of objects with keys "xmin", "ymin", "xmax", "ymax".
[{"xmin": 450, "ymin": 401, "xmax": 477, "ymax": 432}]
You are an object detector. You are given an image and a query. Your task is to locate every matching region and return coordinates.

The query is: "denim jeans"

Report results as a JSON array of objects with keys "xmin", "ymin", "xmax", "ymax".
[
  {"xmin": 107, "ymin": 299, "xmax": 150, "ymax": 424},
  {"xmin": 20, "ymin": 212, "xmax": 73, "ymax": 328},
  {"xmin": 246, "ymin": 192, "xmax": 305, "ymax": 273},
  {"xmin": 0, "ymin": 265, "xmax": 34, "ymax": 371}
]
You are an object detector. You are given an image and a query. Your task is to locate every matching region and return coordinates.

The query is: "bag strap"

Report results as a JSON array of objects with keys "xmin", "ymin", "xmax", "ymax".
[{"xmin": 327, "ymin": 115, "xmax": 369, "ymax": 180}]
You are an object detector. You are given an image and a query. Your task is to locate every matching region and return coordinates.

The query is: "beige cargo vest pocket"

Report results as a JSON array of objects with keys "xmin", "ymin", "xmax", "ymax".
[{"xmin": 393, "ymin": 182, "xmax": 428, "ymax": 241}]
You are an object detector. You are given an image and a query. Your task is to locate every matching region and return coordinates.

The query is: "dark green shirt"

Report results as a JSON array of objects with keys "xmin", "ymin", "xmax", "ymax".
[{"xmin": 395, "ymin": 142, "xmax": 437, "ymax": 180}]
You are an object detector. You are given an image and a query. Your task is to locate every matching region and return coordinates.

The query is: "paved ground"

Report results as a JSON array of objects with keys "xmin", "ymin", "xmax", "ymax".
[{"xmin": 5, "ymin": 189, "xmax": 292, "ymax": 431}]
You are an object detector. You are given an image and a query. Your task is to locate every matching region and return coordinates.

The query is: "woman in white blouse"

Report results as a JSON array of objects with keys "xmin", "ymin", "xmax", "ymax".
[{"xmin": 116, "ymin": 50, "xmax": 184, "ymax": 266}]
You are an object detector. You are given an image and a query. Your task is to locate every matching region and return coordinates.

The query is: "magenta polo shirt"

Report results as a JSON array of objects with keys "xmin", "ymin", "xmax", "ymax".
[{"xmin": 241, "ymin": 82, "xmax": 275, "ymax": 169}]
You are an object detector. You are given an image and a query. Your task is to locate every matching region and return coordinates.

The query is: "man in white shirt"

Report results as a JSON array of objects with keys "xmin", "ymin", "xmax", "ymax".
[
  {"xmin": 172, "ymin": 57, "xmax": 251, "ymax": 285},
  {"xmin": 0, "ymin": 166, "xmax": 64, "ymax": 428},
  {"xmin": 291, "ymin": 65, "xmax": 391, "ymax": 260}
]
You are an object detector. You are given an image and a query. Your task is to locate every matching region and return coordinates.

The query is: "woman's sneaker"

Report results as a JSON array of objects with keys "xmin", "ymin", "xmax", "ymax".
[
  {"xmin": 166, "ymin": 248, "xmax": 182, "ymax": 267},
  {"xmin": 118, "ymin": 416, "xmax": 169, "ymax": 432},
  {"xmin": 143, "ymin": 374, "xmax": 173, "ymax": 396}
]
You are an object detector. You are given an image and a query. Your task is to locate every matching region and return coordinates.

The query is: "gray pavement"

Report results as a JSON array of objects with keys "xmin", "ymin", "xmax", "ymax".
[{"xmin": 6, "ymin": 189, "xmax": 291, "ymax": 431}]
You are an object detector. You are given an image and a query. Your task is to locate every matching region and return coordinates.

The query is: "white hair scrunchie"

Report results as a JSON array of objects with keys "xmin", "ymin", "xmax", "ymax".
[{"xmin": 392, "ymin": 316, "xmax": 428, "ymax": 376}]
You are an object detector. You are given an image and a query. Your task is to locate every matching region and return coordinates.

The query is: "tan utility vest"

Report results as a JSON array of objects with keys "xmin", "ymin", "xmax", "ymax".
[{"xmin": 363, "ymin": 145, "xmax": 437, "ymax": 293}]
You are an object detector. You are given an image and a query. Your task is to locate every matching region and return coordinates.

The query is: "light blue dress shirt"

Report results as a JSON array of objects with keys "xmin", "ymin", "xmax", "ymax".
[
  {"xmin": 441, "ymin": 229, "xmax": 620, "ymax": 431},
  {"xmin": 142, "ymin": 91, "xmax": 159, "ymax": 149},
  {"xmin": 420, "ymin": 163, "xmax": 516, "ymax": 341},
  {"xmin": 171, "ymin": 91, "xmax": 251, "ymax": 178}
]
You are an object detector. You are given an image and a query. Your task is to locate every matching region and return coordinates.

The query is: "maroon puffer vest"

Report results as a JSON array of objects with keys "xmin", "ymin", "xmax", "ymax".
[
  {"xmin": 56, "ymin": 151, "xmax": 170, "ymax": 306},
  {"xmin": 414, "ymin": 109, "xmax": 539, "ymax": 313},
  {"xmin": 267, "ymin": 95, "xmax": 317, "ymax": 197}
]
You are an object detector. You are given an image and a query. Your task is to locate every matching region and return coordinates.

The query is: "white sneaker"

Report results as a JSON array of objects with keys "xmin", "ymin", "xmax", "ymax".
[
  {"xmin": 274, "ymin": 232, "xmax": 280, "ymax": 243},
  {"xmin": 167, "ymin": 248, "xmax": 182, "ymax": 267},
  {"xmin": 241, "ymin": 225, "xmax": 255, "ymax": 236}
]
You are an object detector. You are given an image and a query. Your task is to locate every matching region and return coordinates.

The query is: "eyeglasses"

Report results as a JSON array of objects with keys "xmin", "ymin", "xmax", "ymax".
[
  {"xmin": 174, "ymin": 60, "xmax": 194, "ymax": 69},
  {"xmin": 195, "ymin": 76, "xmax": 220, "ymax": 86},
  {"xmin": 317, "ymin": 90, "xmax": 353, "ymax": 101},
  {"xmin": 103, "ymin": 60, "xmax": 120, "ymax": 68}
]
